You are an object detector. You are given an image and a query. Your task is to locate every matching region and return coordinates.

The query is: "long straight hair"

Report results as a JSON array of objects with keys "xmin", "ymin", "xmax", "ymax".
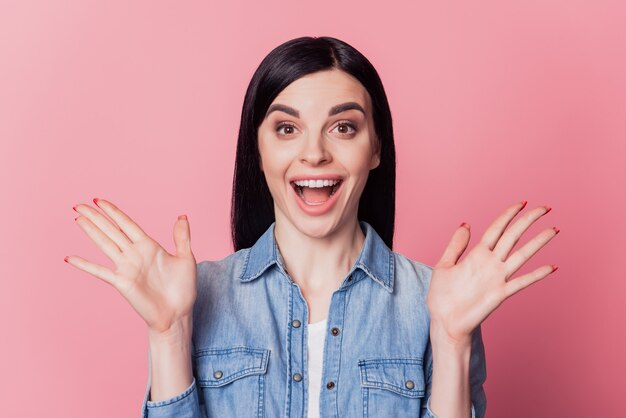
[{"xmin": 231, "ymin": 36, "xmax": 396, "ymax": 251}]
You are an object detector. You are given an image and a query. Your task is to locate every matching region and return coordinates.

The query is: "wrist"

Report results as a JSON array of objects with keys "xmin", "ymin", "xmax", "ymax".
[
  {"xmin": 148, "ymin": 315, "xmax": 193, "ymax": 348},
  {"xmin": 147, "ymin": 315, "xmax": 194, "ymax": 402},
  {"xmin": 430, "ymin": 320, "xmax": 472, "ymax": 353}
]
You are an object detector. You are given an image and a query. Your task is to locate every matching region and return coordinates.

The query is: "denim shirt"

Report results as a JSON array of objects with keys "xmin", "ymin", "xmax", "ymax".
[{"xmin": 141, "ymin": 221, "xmax": 487, "ymax": 417}]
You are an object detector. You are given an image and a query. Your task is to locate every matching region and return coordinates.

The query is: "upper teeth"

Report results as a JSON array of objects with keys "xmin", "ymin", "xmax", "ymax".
[{"xmin": 293, "ymin": 179, "xmax": 340, "ymax": 188}]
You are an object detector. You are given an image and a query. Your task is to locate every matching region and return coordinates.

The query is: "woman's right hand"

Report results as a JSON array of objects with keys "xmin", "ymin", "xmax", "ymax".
[{"xmin": 65, "ymin": 198, "xmax": 197, "ymax": 335}]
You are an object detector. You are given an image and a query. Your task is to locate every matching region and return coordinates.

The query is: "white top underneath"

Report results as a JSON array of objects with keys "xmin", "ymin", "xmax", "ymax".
[{"xmin": 307, "ymin": 318, "xmax": 327, "ymax": 418}]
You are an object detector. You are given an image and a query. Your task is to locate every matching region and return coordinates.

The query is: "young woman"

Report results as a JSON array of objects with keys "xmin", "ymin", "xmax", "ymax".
[{"xmin": 66, "ymin": 36, "xmax": 559, "ymax": 418}]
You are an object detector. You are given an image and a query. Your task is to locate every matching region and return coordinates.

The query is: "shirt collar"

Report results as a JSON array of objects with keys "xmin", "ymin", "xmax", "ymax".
[{"xmin": 239, "ymin": 221, "xmax": 394, "ymax": 293}]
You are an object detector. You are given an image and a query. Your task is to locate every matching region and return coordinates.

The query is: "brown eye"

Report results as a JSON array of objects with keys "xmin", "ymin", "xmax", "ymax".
[
  {"xmin": 332, "ymin": 121, "xmax": 357, "ymax": 136},
  {"xmin": 276, "ymin": 122, "xmax": 298, "ymax": 136}
]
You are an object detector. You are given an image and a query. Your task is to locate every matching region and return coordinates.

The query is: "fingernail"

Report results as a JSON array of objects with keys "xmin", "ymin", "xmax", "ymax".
[
  {"xmin": 551, "ymin": 264, "xmax": 558, "ymax": 272},
  {"xmin": 64, "ymin": 256, "xmax": 69, "ymax": 263},
  {"xmin": 545, "ymin": 206, "xmax": 552, "ymax": 214},
  {"xmin": 553, "ymin": 226, "xmax": 560, "ymax": 234},
  {"xmin": 93, "ymin": 198, "xmax": 100, "ymax": 206},
  {"xmin": 72, "ymin": 205, "xmax": 78, "ymax": 212},
  {"xmin": 178, "ymin": 214, "xmax": 188, "ymax": 221},
  {"xmin": 459, "ymin": 222, "xmax": 470, "ymax": 229},
  {"xmin": 520, "ymin": 200, "xmax": 527, "ymax": 210},
  {"xmin": 74, "ymin": 216, "xmax": 79, "ymax": 221}
]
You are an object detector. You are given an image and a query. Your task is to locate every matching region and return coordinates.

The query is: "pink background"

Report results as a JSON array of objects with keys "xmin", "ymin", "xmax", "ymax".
[{"xmin": 1, "ymin": 1, "xmax": 624, "ymax": 416}]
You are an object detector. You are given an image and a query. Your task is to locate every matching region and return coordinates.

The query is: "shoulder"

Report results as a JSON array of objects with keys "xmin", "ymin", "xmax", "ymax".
[
  {"xmin": 391, "ymin": 249, "xmax": 434, "ymax": 296},
  {"xmin": 195, "ymin": 249, "xmax": 250, "ymax": 292},
  {"xmin": 192, "ymin": 249, "xmax": 251, "ymax": 325}
]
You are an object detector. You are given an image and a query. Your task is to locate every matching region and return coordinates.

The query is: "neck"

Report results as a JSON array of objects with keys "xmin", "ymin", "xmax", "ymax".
[{"xmin": 273, "ymin": 216, "xmax": 365, "ymax": 295}]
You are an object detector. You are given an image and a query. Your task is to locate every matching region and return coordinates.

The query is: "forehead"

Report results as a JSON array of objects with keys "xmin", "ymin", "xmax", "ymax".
[{"xmin": 271, "ymin": 69, "xmax": 371, "ymax": 113}]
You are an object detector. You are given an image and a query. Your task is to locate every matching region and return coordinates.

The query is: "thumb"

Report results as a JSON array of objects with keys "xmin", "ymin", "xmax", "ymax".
[
  {"xmin": 435, "ymin": 222, "xmax": 471, "ymax": 269},
  {"xmin": 173, "ymin": 214, "xmax": 193, "ymax": 258}
]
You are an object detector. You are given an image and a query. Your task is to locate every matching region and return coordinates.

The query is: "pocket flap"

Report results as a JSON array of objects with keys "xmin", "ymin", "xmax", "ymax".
[
  {"xmin": 358, "ymin": 358, "xmax": 425, "ymax": 397},
  {"xmin": 194, "ymin": 347, "xmax": 270, "ymax": 388}
]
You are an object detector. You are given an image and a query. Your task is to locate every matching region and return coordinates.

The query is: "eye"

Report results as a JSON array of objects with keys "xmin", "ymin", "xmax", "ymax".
[
  {"xmin": 276, "ymin": 122, "xmax": 299, "ymax": 136},
  {"xmin": 331, "ymin": 120, "xmax": 357, "ymax": 136}
]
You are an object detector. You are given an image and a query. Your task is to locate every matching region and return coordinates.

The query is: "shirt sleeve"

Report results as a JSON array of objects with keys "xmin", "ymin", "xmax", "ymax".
[
  {"xmin": 420, "ymin": 325, "xmax": 488, "ymax": 418},
  {"xmin": 142, "ymin": 379, "xmax": 203, "ymax": 418},
  {"xmin": 140, "ymin": 346, "xmax": 205, "ymax": 418}
]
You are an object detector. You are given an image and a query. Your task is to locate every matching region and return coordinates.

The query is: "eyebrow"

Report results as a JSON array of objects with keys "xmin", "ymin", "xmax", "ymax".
[{"xmin": 265, "ymin": 101, "xmax": 366, "ymax": 119}]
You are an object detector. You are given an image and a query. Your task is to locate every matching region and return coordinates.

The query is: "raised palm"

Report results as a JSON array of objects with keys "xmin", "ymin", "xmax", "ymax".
[
  {"xmin": 65, "ymin": 198, "xmax": 197, "ymax": 334},
  {"xmin": 426, "ymin": 201, "xmax": 559, "ymax": 343}
]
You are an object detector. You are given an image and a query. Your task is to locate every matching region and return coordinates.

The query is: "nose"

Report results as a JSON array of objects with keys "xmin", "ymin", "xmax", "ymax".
[{"xmin": 299, "ymin": 133, "xmax": 331, "ymax": 166}]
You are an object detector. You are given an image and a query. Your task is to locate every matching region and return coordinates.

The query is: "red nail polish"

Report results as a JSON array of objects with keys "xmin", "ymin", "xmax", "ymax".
[
  {"xmin": 520, "ymin": 200, "xmax": 527, "ymax": 210},
  {"xmin": 64, "ymin": 256, "xmax": 69, "ymax": 263},
  {"xmin": 74, "ymin": 216, "xmax": 79, "ymax": 221},
  {"xmin": 551, "ymin": 264, "xmax": 558, "ymax": 272},
  {"xmin": 178, "ymin": 214, "xmax": 188, "ymax": 221},
  {"xmin": 93, "ymin": 198, "xmax": 100, "ymax": 206},
  {"xmin": 72, "ymin": 205, "xmax": 78, "ymax": 212},
  {"xmin": 553, "ymin": 226, "xmax": 560, "ymax": 234},
  {"xmin": 545, "ymin": 206, "xmax": 552, "ymax": 214},
  {"xmin": 459, "ymin": 222, "xmax": 470, "ymax": 229}
]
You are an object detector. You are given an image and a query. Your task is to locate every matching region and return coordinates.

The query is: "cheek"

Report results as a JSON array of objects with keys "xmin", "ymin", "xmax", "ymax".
[
  {"xmin": 340, "ymin": 145, "xmax": 377, "ymax": 174},
  {"xmin": 258, "ymin": 141, "xmax": 290, "ymax": 186},
  {"xmin": 260, "ymin": 148, "xmax": 287, "ymax": 174},
  {"xmin": 258, "ymin": 134, "xmax": 276, "ymax": 174}
]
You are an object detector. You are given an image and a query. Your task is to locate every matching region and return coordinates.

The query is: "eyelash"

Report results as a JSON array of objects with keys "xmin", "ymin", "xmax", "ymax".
[{"xmin": 275, "ymin": 120, "xmax": 357, "ymax": 137}]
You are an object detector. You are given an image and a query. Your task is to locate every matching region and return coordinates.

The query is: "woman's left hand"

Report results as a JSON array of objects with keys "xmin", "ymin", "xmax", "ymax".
[{"xmin": 426, "ymin": 200, "xmax": 559, "ymax": 345}]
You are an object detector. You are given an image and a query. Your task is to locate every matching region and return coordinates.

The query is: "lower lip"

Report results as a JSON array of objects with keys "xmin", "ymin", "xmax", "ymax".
[{"xmin": 292, "ymin": 182, "xmax": 343, "ymax": 216}]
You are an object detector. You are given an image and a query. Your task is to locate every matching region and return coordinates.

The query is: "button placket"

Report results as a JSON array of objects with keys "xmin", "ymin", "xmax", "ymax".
[
  {"xmin": 319, "ymin": 290, "xmax": 347, "ymax": 417},
  {"xmin": 287, "ymin": 282, "xmax": 307, "ymax": 417}
]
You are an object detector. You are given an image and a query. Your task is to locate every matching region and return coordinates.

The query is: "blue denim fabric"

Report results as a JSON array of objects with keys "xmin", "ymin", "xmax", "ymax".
[{"xmin": 142, "ymin": 221, "xmax": 487, "ymax": 417}]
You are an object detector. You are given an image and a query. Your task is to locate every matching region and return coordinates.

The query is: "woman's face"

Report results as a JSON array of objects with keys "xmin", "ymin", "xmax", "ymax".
[{"xmin": 257, "ymin": 68, "xmax": 380, "ymax": 239}]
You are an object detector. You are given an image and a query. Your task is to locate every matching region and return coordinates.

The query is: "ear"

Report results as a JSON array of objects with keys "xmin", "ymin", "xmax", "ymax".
[
  {"xmin": 369, "ymin": 139, "xmax": 381, "ymax": 170},
  {"xmin": 370, "ymin": 152, "xmax": 380, "ymax": 170}
]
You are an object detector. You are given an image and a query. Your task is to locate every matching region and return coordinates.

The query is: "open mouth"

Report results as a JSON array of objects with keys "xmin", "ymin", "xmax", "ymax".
[{"xmin": 290, "ymin": 179, "xmax": 343, "ymax": 206}]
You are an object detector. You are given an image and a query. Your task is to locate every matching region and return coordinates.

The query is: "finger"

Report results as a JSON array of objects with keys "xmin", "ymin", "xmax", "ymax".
[
  {"xmin": 173, "ymin": 214, "xmax": 193, "ymax": 258},
  {"xmin": 479, "ymin": 200, "xmax": 527, "ymax": 251},
  {"xmin": 74, "ymin": 203, "xmax": 133, "ymax": 251},
  {"xmin": 65, "ymin": 254, "xmax": 119, "ymax": 287},
  {"xmin": 93, "ymin": 198, "xmax": 148, "ymax": 243},
  {"xmin": 74, "ymin": 215, "xmax": 124, "ymax": 264},
  {"xmin": 492, "ymin": 205, "xmax": 551, "ymax": 261},
  {"xmin": 504, "ymin": 226, "xmax": 560, "ymax": 276},
  {"xmin": 435, "ymin": 223, "xmax": 471, "ymax": 269},
  {"xmin": 504, "ymin": 264, "xmax": 557, "ymax": 298}
]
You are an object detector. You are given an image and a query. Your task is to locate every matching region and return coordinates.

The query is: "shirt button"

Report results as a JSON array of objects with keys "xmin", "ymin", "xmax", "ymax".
[
  {"xmin": 293, "ymin": 373, "xmax": 303, "ymax": 382},
  {"xmin": 405, "ymin": 380, "xmax": 415, "ymax": 389},
  {"xmin": 292, "ymin": 319, "xmax": 301, "ymax": 328},
  {"xmin": 331, "ymin": 327, "xmax": 340, "ymax": 336},
  {"xmin": 326, "ymin": 381, "xmax": 335, "ymax": 389},
  {"xmin": 213, "ymin": 370, "xmax": 223, "ymax": 379}
]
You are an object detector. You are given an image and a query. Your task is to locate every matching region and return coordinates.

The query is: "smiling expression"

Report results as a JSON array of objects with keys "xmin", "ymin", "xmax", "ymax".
[{"xmin": 257, "ymin": 68, "xmax": 380, "ymax": 239}]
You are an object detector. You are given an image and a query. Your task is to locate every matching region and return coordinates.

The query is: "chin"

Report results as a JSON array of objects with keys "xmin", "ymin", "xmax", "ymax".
[
  {"xmin": 284, "ymin": 207, "xmax": 356, "ymax": 242},
  {"xmin": 296, "ymin": 221, "xmax": 340, "ymax": 240}
]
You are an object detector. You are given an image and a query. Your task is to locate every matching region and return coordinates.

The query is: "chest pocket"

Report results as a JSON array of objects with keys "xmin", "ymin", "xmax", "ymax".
[
  {"xmin": 194, "ymin": 346, "xmax": 270, "ymax": 418},
  {"xmin": 358, "ymin": 358, "xmax": 425, "ymax": 418}
]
